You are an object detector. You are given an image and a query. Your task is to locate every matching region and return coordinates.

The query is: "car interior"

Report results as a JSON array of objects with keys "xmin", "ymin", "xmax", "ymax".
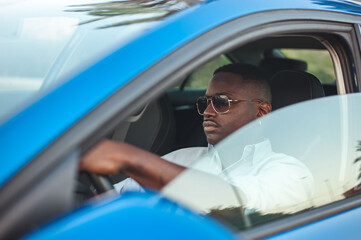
[{"xmin": 96, "ymin": 35, "xmax": 339, "ymax": 187}]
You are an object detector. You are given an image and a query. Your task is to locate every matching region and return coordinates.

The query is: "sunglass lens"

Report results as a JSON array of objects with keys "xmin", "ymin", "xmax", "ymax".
[
  {"xmin": 196, "ymin": 96, "xmax": 208, "ymax": 114},
  {"xmin": 213, "ymin": 95, "xmax": 229, "ymax": 113}
]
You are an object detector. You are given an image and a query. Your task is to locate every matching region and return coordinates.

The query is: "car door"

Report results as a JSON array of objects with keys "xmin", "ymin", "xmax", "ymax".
[
  {"xmin": 160, "ymin": 10, "xmax": 361, "ymax": 238},
  {"xmin": 86, "ymin": 9, "xmax": 361, "ymax": 238}
]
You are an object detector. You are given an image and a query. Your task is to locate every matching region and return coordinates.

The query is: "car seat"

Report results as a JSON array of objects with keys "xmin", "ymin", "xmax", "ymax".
[
  {"xmin": 110, "ymin": 95, "xmax": 176, "ymax": 184},
  {"xmin": 259, "ymin": 58, "xmax": 308, "ymax": 78},
  {"xmin": 269, "ymin": 70, "xmax": 325, "ymax": 110},
  {"xmin": 112, "ymin": 94, "xmax": 176, "ymax": 156}
]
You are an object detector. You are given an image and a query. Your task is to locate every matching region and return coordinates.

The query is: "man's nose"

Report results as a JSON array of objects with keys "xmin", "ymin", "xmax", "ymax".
[{"xmin": 203, "ymin": 102, "xmax": 216, "ymax": 116}]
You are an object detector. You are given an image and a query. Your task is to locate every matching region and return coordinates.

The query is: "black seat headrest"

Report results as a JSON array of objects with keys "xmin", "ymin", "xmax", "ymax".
[
  {"xmin": 259, "ymin": 58, "xmax": 308, "ymax": 78},
  {"xmin": 270, "ymin": 70, "xmax": 325, "ymax": 110}
]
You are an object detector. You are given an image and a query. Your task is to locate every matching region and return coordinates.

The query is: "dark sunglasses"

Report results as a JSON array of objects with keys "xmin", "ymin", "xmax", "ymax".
[{"xmin": 196, "ymin": 94, "xmax": 262, "ymax": 115}]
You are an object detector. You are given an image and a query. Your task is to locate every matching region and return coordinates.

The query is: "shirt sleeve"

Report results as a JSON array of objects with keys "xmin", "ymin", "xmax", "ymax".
[
  {"xmin": 114, "ymin": 178, "xmax": 145, "ymax": 194},
  {"xmin": 229, "ymin": 156, "xmax": 314, "ymax": 213},
  {"xmin": 162, "ymin": 147, "xmax": 207, "ymax": 167},
  {"xmin": 114, "ymin": 147, "xmax": 207, "ymax": 194}
]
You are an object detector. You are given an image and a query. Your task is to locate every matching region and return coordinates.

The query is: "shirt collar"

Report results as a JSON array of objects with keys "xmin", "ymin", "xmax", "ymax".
[
  {"xmin": 208, "ymin": 139, "xmax": 273, "ymax": 170},
  {"xmin": 189, "ymin": 144, "xmax": 222, "ymax": 174},
  {"xmin": 207, "ymin": 143, "xmax": 214, "ymax": 153},
  {"xmin": 248, "ymin": 139, "xmax": 273, "ymax": 165}
]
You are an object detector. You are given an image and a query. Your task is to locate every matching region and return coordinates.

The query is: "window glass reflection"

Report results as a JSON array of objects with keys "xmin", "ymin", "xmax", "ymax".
[{"xmin": 163, "ymin": 93, "xmax": 361, "ymax": 230}]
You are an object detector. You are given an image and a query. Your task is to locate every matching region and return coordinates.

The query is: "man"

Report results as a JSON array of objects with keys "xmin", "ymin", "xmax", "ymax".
[{"xmin": 80, "ymin": 63, "xmax": 313, "ymax": 212}]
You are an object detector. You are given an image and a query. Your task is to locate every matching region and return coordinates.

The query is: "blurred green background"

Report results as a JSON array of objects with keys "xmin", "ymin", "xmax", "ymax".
[
  {"xmin": 281, "ymin": 49, "xmax": 335, "ymax": 85},
  {"xmin": 181, "ymin": 49, "xmax": 335, "ymax": 89}
]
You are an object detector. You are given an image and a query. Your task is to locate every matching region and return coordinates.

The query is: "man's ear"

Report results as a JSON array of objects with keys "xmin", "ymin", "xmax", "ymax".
[{"xmin": 257, "ymin": 101, "xmax": 272, "ymax": 117}]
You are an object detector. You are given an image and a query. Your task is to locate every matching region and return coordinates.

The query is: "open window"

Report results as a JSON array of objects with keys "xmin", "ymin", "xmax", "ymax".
[{"xmin": 166, "ymin": 34, "xmax": 346, "ymax": 152}]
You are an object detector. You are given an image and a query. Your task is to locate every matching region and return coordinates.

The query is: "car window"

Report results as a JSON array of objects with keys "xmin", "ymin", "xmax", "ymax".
[
  {"xmin": 162, "ymin": 93, "xmax": 361, "ymax": 231},
  {"xmin": 281, "ymin": 48, "xmax": 335, "ymax": 84},
  {"xmin": 178, "ymin": 55, "xmax": 232, "ymax": 89}
]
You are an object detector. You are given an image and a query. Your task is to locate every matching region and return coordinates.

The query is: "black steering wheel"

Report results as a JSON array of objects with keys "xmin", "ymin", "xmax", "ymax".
[
  {"xmin": 75, "ymin": 172, "xmax": 116, "ymax": 204},
  {"xmin": 87, "ymin": 173, "xmax": 116, "ymax": 194}
]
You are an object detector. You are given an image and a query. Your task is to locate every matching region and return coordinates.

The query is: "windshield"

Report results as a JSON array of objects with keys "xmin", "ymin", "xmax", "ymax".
[
  {"xmin": 162, "ymin": 93, "xmax": 361, "ymax": 231},
  {"xmin": 0, "ymin": 0, "xmax": 199, "ymax": 123}
]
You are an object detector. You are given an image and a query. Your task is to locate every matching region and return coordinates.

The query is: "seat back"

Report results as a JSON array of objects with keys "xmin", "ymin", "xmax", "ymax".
[
  {"xmin": 269, "ymin": 70, "xmax": 325, "ymax": 110},
  {"xmin": 123, "ymin": 95, "xmax": 176, "ymax": 156},
  {"xmin": 259, "ymin": 58, "xmax": 308, "ymax": 78},
  {"xmin": 114, "ymin": 95, "xmax": 176, "ymax": 155},
  {"xmin": 110, "ymin": 95, "xmax": 176, "ymax": 184}
]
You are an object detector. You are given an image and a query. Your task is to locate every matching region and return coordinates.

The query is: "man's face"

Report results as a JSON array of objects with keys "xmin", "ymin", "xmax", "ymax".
[{"xmin": 203, "ymin": 72, "xmax": 260, "ymax": 145}]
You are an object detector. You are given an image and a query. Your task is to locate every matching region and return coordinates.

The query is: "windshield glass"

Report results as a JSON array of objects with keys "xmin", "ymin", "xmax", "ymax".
[
  {"xmin": 162, "ymin": 93, "xmax": 361, "ymax": 231},
  {"xmin": 0, "ymin": 0, "xmax": 199, "ymax": 123}
]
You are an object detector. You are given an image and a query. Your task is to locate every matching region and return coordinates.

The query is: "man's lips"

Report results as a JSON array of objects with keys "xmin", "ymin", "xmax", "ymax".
[{"xmin": 203, "ymin": 120, "xmax": 218, "ymax": 132}]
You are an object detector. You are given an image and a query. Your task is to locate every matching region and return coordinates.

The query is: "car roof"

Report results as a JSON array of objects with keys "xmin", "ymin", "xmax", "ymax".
[{"xmin": 1, "ymin": 0, "xmax": 361, "ymax": 187}]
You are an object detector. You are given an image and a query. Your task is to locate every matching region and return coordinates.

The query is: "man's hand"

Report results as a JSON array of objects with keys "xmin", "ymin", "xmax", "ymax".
[
  {"xmin": 80, "ymin": 139, "xmax": 131, "ymax": 174},
  {"xmin": 79, "ymin": 139, "xmax": 185, "ymax": 190}
]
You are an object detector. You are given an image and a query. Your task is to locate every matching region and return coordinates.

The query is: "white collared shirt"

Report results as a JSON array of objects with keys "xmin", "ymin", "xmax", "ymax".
[{"xmin": 115, "ymin": 140, "xmax": 314, "ymax": 212}]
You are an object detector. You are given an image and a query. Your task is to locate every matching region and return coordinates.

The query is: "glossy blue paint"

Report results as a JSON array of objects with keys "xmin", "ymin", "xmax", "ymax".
[
  {"xmin": 265, "ymin": 205, "xmax": 361, "ymax": 239},
  {"xmin": 24, "ymin": 192, "xmax": 237, "ymax": 240},
  {"xmin": 1, "ymin": 0, "xmax": 361, "ymax": 187}
]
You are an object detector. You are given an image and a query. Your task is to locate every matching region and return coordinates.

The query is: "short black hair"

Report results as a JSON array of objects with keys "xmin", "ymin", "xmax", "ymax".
[{"xmin": 213, "ymin": 63, "xmax": 272, "ymax": 102}]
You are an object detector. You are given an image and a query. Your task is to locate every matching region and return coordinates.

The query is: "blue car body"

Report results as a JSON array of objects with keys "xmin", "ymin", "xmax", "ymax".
[
  {"xmin": 24, "ymin": 192, "xmax": 236, "ymax": 240},
  {"xmin": 1, "ymin": 0, "xmax": 361, "ymax": 239}
]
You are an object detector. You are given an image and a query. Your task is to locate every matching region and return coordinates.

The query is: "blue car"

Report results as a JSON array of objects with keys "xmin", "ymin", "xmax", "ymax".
[{"xmin": 1, "ymin": 0, "xmax": 361, "ymax": 239}]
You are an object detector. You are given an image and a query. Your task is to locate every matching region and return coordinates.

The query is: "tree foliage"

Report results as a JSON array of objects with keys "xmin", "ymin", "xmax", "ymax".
[
  {"xmin": 208, "ymin": 207, "xmax": 289, "ymax": 231},
  {"xmin": 354, "ymin": 140, "xmax": 361, "ymax": 179},
  {"xmin": 66, "ymin": 0, "xmax": 201, "ymax": 28}
]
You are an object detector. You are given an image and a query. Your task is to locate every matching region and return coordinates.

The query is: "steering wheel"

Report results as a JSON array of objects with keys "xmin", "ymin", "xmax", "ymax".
[
  {"xmin": 87, "ymin": 173, "xmax": 116, "ymax": 194},
  {"xmin": 75, "ymin": 172, "xmax": 116, "ymax": 204}
]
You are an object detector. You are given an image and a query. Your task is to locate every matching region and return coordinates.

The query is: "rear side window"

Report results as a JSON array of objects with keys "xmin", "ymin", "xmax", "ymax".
[
  {"xmin": 281, "ymin": 49, "xmax": 335, "ymax": 84},
  {"xmin": 182, "ymin": 55, "xmax": 231, "ymax": 89}
]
